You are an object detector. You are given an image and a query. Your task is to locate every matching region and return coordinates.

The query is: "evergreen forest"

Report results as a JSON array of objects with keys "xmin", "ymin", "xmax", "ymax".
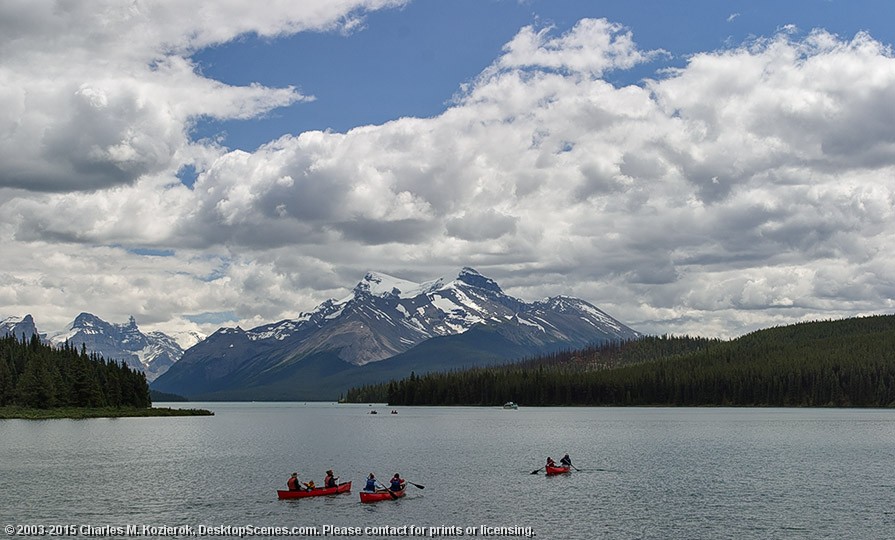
[
  {"xmin": 0, "ymin": 334, "xmax": 151, "ymax": 409},
  {"xmin": 344, "ymin": 315, "xmax": 895, "ymax": 407}
]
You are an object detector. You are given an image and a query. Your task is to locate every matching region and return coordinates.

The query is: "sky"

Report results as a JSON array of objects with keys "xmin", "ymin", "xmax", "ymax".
[{"xmin": 2, "ymin": 0, "xmax": 895, "ymax": 344}]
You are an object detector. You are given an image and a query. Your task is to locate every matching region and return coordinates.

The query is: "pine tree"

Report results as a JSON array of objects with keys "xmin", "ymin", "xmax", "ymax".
[
  {"xmin": 16, "ymin": 353, "xmax": 57, "ymax": 408},
  {"xmin": 0, "ymin": 352, "xmax": 15, "ymax": 405}
]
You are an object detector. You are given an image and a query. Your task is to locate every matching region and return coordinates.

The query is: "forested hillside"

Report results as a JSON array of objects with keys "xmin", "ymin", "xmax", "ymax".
[
  {"xmin": 345, "ymin": 315, "xmax": 895, "ymax": 407},
  {"xmin": 0, "ymin": 334, "xmax": 150, "ymax": 409}
]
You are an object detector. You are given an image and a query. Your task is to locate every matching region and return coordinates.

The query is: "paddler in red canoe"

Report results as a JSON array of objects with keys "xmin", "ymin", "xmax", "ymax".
[
  {"xmin": 324, "ymin": 470, "xmax": 339, "ymax": 488},
  {"xmin": 389, "ymin": 473, "xmax": 405, "ymax": 492},
  {"xmin": 286, "ymin": 472, "xmax": 301, "ymax": 491},
  {"xmin": 364, "ymin": 473, "xmax": 380, "ymax": 492}
]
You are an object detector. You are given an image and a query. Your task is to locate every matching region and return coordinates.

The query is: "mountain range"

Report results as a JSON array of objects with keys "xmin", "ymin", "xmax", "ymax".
[
  {"xmin": 151, "ymin": 268, "xmax": 641, "ymax": 400},
  {"xmin": 1, "ymin": 313, "xmax": 188, "ymax": 381},
  {"xmin": 3, "ymin": 268, "xmax": 641, "ymax": 398}
]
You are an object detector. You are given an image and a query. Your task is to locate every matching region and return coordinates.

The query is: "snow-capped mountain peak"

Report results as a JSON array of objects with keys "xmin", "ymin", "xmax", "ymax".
[
  {"xmin": 352, "ymin": 271, "xmax": 444, "ymax": 300},
  {"xmin": 165, "ymin": 267, "xmax": 640, "ymax": 372},
  {"xmin": 152, "ymin": 267, "xmax": 642, "ymax": 400}
]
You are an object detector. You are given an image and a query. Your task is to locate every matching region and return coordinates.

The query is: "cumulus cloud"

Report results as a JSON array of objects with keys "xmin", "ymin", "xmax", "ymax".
[
  {"xmin": 0, "ymin": 0, "xmax": 407, "ymax": 191},
  {"xmin": 446, "ymin": 210, "xmax": 518, "ymax": 241},
  {"xmin": 3, "ymin": 13, "xmax": 895, "ymax": 339},
  {"xmin": 491, "ymin": 18, "xmax": 660, "ymax": 77}
]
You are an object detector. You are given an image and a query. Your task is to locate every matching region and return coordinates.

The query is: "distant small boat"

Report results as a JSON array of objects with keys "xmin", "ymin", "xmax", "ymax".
[
  {"xmin": 277, "ymin": 481, "xmax": 352, "ymax": 499},
  {"xmin": 503, "ymin": 402, "xmax": 518, "ymax": 409},
  {"xmin": 360, "ymin": 485, "xmax": 406, "ymax": 503},
  {"xmin": 370, "ymin": 410, "xmax": 378, "ymax": 414},
  {"xmin": 390, "ymin": 410, "xmax": 398, "ymax": 414},
  {"xmin": 545, "ymin": 465, "xmax": 571, "ymax": 476}
]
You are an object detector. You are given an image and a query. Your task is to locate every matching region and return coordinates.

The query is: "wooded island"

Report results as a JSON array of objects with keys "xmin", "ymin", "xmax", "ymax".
[{"xmin": 0, "ymin": 334, "xmax": 211, "ymax": 418}]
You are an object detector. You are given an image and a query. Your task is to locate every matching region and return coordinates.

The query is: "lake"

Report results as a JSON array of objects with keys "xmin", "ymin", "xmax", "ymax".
[{"xmin": 2, "ymin": 404, "xmax": 895, "ymax": 539}]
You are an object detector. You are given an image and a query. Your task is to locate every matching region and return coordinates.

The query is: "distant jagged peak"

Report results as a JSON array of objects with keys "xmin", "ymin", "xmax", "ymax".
[
  {"xmin": 0, "ymin": 314, "xmax": 39, "ymax": 340},
  {"xmin": 455, "ymin": 267, "xmax": 503, "ymax": 294},
  {"xmin": 72, "ymin": 311, "xmax": 105, "ymax": 327},
  {"xmin": 68, "ymin": 312, "xmax": 140, "ymax": 333},
  {"xmin": 1, "ymin": 314, "xmax": 33, "ymax": 325}
]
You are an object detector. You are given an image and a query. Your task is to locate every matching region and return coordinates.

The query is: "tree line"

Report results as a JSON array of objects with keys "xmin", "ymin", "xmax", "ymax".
[
  {"xmin": 0, "ymin": 334, "xmax": 151, "ymax": 409},
  {"xmin": 344, "ymin": 315, "xmax": 895, "ymax": 407}
]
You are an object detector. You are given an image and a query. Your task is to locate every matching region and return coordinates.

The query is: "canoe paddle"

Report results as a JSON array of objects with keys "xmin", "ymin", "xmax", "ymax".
[
  {"xmin": 405, "ymin": 480, "xmax": 425, "ymax": 489},
  {"xmin": 530, "ymin": 466, "xmax": 544, "ymax": 475},
  {"xmin": 377, "ymin": 482, "xmax": 398, "ymax": 500}
]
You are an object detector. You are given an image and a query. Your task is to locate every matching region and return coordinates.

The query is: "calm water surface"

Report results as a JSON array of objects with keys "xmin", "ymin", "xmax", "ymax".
[{"xmin": 2, "ymin": 404, "xmax": 895, "ymax": 539}]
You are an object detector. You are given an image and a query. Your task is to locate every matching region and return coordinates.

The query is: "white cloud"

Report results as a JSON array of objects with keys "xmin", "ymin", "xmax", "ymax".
[
  {"xmin": 0, "ymin": 0, "xmax": 407, "ymax": 192},
  {"xmin": 2, "ymin": 13, "xmax": 895, "ymax": 340}
]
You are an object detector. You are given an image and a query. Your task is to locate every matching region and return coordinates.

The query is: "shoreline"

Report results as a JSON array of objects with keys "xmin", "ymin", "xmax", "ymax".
[{"xmin": 0, "ymin": 406, "xmax": 214, "ymax": 420}]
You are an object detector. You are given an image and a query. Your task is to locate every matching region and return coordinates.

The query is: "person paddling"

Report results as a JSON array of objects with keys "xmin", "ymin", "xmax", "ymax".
[
  {"xmin": 560, "ymin": 454, "xmax": 572, "ymax": 468},
  {"xmin": 389, "ymin": 473, "xmax": 405, "ymax": 492},
  {"xmin": 546, "ymin": 457, "xmax": 556, "ymax": 468},
  {"xmin": 286, "ymin": 472, "xmax": 300, "ymax": 491},
  {"xmin": 364, "ymin": 473, "xmax": 379, "ymax": 492},
  {"xmin": 324, "ymin": 470, "xmax": 339, "ymax": 488}
]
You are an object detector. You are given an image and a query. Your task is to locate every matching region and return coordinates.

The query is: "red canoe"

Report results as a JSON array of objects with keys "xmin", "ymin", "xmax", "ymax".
[
  {"xmin": 277, "ymin": 481, "xmax": 352, "ymax": 499},
  {"xmin": 545, "ymin": 465, "xmax": 571, "ymax": 476},
  {"xmin": 359, "ymin": 485, "xmax": 406, "ymax": 503}
]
